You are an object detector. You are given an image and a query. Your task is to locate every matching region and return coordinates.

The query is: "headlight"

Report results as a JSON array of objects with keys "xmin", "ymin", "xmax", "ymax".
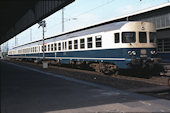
[
  {"xmin": 128, "ymin": 51, "xmax": 136, "ymax": 55},
  {"xmin": 128, "ymin": 51, "xmax": 132, "ymax": 55},
  {"xmin": 132, "ymin": 51, "xmax": 136, "ymax": 55},
  {"xmin": 150, "ymin": 50, "xmax": 156, "ymax": 54}
]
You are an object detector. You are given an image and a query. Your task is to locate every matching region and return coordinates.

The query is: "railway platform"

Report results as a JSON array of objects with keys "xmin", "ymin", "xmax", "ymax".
[{"xmin": 1, "ymin": 59, "xmax": 170, "ymax": 113}]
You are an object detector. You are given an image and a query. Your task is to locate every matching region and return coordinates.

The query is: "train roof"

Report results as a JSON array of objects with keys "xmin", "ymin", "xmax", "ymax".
[{"xmin": 12, "ymin": 21, "xmax": 130, "ymax": 50}]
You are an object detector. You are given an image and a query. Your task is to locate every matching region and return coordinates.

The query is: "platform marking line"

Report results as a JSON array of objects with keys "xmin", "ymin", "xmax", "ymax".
[{"xmin": 139, "ymin": 101, "xmax": 152, "ymax": 106}]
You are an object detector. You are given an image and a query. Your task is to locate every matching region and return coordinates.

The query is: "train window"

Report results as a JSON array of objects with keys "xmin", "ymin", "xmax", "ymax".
[
  {"xmin": 122, "ymin": 32, "xmax": 136, "ymax": 43},
  {"xmin": 54, "ymin": 43, "xmax": 57, "ymax": 51},
  {"xmin": 74, "ymin": 40, "xmax": 78, "ymax": 49},
  {"xmin": 48, "ymin": 45, "xmax": 50, "ymax": 51},
  {"xmin": 51, "ymin": 44, "xmax": 54, "ymax": 51},
  {"xmin": 41, "ymin": 45, "xmax": 43, "ymax": 52},
  {"xmin": 33, "ymin": 48, "xmax": 35, "ymax": 53},
  {"xmin": 34, "ymin": 47, "xmax": 36, "ymax": 52},
  {"xmin": 69, "ymin": 41, "xmax": 72, "ymax": 50},
  {"xmin": 95, "ymin": 35, "xmax": 102, "ymax": 47},
  {"xmin": 58, "ymin": 43, "xmax": 61, "ymax": 51},
  {"xmin": 65, "ymin": 42, "xmax": 67, "ymax": 50},
  {"xmin": 87, "ymin": 37, "xmax": 93, "ymax": 48},
  {"xmin": 62, "ymin": 42, "xmax": 65, "ymax": 50},
  {"xmin": 139, "ymin": 32, "xmax": 147, "ymax": 43},
  {"xmin": 114, "ymin": 33, "xmax": 119, "ymax": 43},
  {"xmin": 44, "ymin": 45, "xmax": 47, "ymax": 51},
  {"xmin": 80, "ymin": 39, "xmax": 85, "ymax": 49},
  {"xmin": 150, "ymin": 32, "xmax": 156, "ymax": 43}
]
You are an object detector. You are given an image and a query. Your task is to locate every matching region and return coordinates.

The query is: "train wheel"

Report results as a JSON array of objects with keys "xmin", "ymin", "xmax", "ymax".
[{"xmin": 89, "ymin": 62, "xmax": 118, "ymax": 75}]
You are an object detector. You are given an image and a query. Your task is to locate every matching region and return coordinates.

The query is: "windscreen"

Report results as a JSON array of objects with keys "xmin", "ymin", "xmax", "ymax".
[
  {"xmin": 139, "ymin": 32, "xmax": 147, "ymax": 43},
  {"xmin": 122, "ymin": 32, "xmax": 136, "ymax": 43}
]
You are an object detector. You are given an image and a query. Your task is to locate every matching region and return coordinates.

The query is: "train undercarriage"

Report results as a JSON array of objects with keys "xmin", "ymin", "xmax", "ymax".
[{"xmin": 12, "ymin": 57, "xmax": 164, "ymax": 78}]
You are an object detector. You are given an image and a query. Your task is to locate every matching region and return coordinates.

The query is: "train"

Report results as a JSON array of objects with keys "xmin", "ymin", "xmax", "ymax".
[{"xmin": 8, "ymin": 21, "xmax": 163, "ymax": 75}]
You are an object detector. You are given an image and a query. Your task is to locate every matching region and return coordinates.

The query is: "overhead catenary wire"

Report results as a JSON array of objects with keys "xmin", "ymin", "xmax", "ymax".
[
  {"xmin": 75, "ymin": 0, "xmax": 115, "ymax": 18},
  {"xmin": 47, "ymin": 0, "xmax": 116, "ymax": 31}
]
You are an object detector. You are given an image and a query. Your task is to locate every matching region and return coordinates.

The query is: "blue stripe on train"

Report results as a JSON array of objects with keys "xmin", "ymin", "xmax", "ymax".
[{"xmin": 8, "ymin": 48, "xmax": 156, "ymax": 68}]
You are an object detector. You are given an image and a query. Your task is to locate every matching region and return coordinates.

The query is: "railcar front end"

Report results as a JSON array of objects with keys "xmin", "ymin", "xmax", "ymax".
[{"xmin": 117, "ymin": 22, "xmax": 163, "ymax": 75}]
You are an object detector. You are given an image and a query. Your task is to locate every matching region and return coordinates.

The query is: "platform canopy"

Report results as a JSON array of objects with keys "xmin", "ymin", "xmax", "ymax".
[{"xmin": 0, "ymin": 0, "xmax": 75, "ymax": 44}]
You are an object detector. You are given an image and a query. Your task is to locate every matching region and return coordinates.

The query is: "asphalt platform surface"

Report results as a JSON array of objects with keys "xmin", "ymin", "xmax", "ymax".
[{"xmin": 1, "ymin": 60, "xmax": 170, "ymax": 113}]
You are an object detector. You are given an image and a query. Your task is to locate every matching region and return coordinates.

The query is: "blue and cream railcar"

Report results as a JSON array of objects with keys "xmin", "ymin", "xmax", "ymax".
[{"xmin": 8, "ymin": 21, "xmax": 161, "ymax": 73}]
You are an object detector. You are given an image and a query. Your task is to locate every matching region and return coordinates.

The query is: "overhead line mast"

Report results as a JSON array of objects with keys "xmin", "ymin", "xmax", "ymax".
[{"xmin": 38, "ymin": 20, "xmax": 46, "ymax": 60}]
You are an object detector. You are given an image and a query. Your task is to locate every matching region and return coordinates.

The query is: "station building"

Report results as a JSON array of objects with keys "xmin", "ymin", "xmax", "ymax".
[{"xmin": 106, "ymin": 2, "xmax": 170, "ymax": 62}]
